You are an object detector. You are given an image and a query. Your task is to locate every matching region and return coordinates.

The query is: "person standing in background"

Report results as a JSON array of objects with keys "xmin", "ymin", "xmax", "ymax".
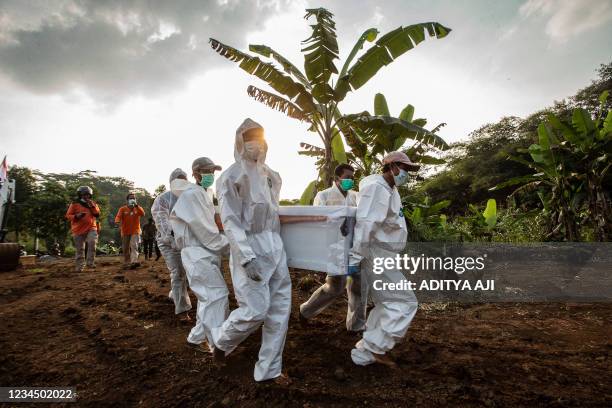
[
  {"xmin": 66, "ymin": 186, "xmax": 100, "ymax": 272},
  {"xmin": 115, "ymin": 192, "xmax": 145, "ymax": 269},
  {"xmin": 141, "ymin": 217, "xmax": 160, "ymax": 261}
]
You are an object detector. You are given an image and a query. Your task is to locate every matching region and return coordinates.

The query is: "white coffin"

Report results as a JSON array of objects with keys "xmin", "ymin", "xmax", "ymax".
[{"xmin": 279, "ymin": 205, "xmax": 356, "ymax": 275}]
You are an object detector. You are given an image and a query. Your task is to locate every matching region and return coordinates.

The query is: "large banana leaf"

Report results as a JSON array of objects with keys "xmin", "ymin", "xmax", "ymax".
[
  {"xmin": 334, "ymin": 109, "xmax": 368, "ymax": 159},
  {"xmin": 209, "ymin": 38, "xmax": 316, "ymax": 113},
  {"xmin": 335, "ymin": 22, "xmax": 451, "ymax": 100},
  {"xmin": 482, "ymin": 199, "xmax": 497, "ymax": 229},
  {"xmin": 298, "ymin": 142, "xmax": 325, "ymax": 157},
  {"xmin": 302, "ymin": 8, "xmax": 339, "ymax": 103},
  {"xmin": 399, "ymin": 104, "xmax": 415, "ymax": 122},
  {"xmin": 604, "ymin": 110, "xmax": 612, "ymax": 135},
  {"xmin": 411, "ymin": 154, "xmax": 446, "ymax": 165},
  {"xmin": 337, "ymin": 28, "xmax": 379, "ymax": 79},
  {"xmin": 489, "ymin": 175, "xmax": 541, "ymax": 191},
  {"xmin": 547, "ymin": 113, "xmax": 580, "ymax": 145},
  {"xmin": 344, "ymin": 113, "xmax": 449, "ymax": 150},
  {"xmin": 247, "ymin": 86, "xmax": 307, "ymax": 121},
  {"xmin": 249, "ymin": 44, "xmax": 310, "ymax": 88},
  {"xmin": 330, "ymin": 128, "xmax": 347, "ymax": 163},
  {"xmin": 299, "ymin": 180, "xmax": 318, "ymax": 205},
  {"xmin": 374, "ymin": 93, "xmax": 390, "ymax": 116},
  {"xmin": 428, "ymin": 199, "xmax": 451, "ymax": 214},
  {"xmin": 572, "ymin": 108, "xmax": 595, "ymax": 136}
]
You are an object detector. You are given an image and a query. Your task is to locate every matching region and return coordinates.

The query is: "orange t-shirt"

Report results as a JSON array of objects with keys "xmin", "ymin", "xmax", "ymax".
[
  {"xmin": 114, "ymin": 205, "xmax": 145, "ymax": 236},
  {"xmin": 66, "ymin": 201, "xmax": 100, "ymax": 236}
]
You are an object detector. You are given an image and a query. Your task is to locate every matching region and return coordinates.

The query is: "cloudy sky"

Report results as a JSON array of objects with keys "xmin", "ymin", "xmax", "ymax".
[{"xmin": 1, "ymin": 0, "xmax": 611, "ymax": 198}]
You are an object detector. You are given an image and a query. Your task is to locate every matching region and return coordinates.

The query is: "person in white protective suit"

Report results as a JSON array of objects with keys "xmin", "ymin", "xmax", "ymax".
[
  {"xmin": 151, "ymin": 168, "xmax": 192, "ymax": 319},
  {"xmin": 299, "ymin": 163, "xmax": 367, "ymax": 332},
  {"xmin": 349, "ymin": 151, "xmax": 420, "ymax": 367},
  {"xmin": 169, "ymin": 157, "xmax": 229, "ymax": 359},
  {"xmin": 211, "ymin": 118, "xmax": 292, "ymax": 382}
]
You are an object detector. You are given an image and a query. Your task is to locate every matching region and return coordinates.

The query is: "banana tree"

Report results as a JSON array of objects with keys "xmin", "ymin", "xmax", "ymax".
[
  {"xmin": 209, "ymin": 7, "xmax": 451, "ymax": 197},
  {"xmin": 492, "ymin": 92, "xmax": 611, "ymax": 241},
  {"xmin": 342, "ymin": 93, "xmax": 448, "ymax": 177}
]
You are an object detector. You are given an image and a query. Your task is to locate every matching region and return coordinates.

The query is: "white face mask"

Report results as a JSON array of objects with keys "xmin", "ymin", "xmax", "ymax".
[
  {"xmin": 244, "ymin": 141, "xmax": 263, "ymax": 161},
  {"xmin": 393, "ymin": 168, "xmax": 409, "ymax": 186}
]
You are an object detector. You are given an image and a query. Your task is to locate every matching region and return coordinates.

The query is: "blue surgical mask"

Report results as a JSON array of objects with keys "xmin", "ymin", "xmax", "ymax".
[
  {"xmin": 200, "ymin": 173, "xmax": 214, "ymax": 189},
  {"xmin": 393, "ymin": 168, "xmax": 409, "ymax": 186}
]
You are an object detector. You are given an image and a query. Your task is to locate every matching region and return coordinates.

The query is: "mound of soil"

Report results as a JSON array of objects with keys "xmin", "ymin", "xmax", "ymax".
[{"xmin": 0, "ymin": 257, "xmax": 610, "ymax": 407}]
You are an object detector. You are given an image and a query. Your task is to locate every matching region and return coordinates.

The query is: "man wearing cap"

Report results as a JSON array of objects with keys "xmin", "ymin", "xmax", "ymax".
[
  {"xmin": 348, "ymin": 151, "xmax": 420, "ymax": 367},
  {"xmin": 151, "ymin": 168, "xmax": 192, "ymax": 319},
  {"xmin": 169, "ymin": 157, "xmax": 229, "ymax": 358}
]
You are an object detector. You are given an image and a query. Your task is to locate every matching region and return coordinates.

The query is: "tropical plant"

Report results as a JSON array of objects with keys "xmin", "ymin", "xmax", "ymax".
[
  {"xmin": 492, "ymin": 92, "xmax": 611, "ymax": 241},
  {"xmin": 209, "ymin": 7, "xmax": 450, "ymax": 198},
  {"xmin": 449, "ymin": 199, "xmax": 499, "ymax": 242},
  {"xmin": 343, "ymin": 93, "xmax": 448, "ymax": 177},
  {"xmin": 402, "ymin": 196, "xmax": 451, "ymax": 241}
]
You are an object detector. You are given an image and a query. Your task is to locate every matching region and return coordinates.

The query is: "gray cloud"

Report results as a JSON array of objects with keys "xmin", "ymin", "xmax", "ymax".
[
  {"xmin": 519, "ymin": 0, "xmax": 612, "ymax": 42},
  {"xmin": 0, "ymin": 0, "xmax": 288, "ymax": 106}
]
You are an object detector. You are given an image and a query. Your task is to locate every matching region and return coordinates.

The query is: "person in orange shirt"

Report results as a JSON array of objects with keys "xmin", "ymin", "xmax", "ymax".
[
  {"xmin": 114, "ymin": 192, "xmax": 145, "ymax": 269},
  {"xmin": 65, "ymin": 186, "xmax": 100, "ymax": 272}
]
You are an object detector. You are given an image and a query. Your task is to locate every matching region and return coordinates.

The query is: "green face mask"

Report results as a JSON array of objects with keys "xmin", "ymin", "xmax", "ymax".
[
  {"xmin": 339, "ymin": 178, "xmax": 354, "ymax": 191},
  {"xmin": 200, "ymin": 173, "xmax": 214, "ymax": 189}
]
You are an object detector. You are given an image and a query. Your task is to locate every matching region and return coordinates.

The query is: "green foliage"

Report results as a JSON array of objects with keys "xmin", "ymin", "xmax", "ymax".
[
  {"xmin": 5, "ymin": 167, "xmax": 154, "ymax": 252},
  {"xmin": 415, "ymin": 61, "xmax": 611, "ymax": 215},
  {"xmin": 417, "ymin": 116, "xmax": 535, "ymax": 213},
  {"xmin": 344, "ymin": 93, "xmax": 448, "ymax": 179},
  {"xmin": 492, "ymin": 92, "xmax": 611, "ymax": 241},
  {"xmin": 483, "ymin": 199, "xmax": 497, "ymax": 230},
  {"xmin": 154, "ymin": 184, "xmax": 166, "ymax": 197},
  {"xmin": 402, "ymin": 196, "xmax": 451, "ymax": 241},
  {"xmin": 299, "ymin": 180, "xmax": 317, "ymax": 205},
  {"xmin": 209, "ymin": 7, "xmax": 450, "ymax": 197}
]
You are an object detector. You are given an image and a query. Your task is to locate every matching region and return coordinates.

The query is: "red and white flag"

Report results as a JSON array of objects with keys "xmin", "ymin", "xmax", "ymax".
[{"xmin": 0, "ymin": 156, "xmax": 8, "ymax": 181}]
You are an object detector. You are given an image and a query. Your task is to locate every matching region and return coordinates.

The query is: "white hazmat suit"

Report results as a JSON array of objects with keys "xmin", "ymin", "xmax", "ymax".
[
  {"xmin": 349, "ymin": 174, "xmax": 418, "ymax": 365},
  {"xmin": 151, "ymin": 169, "xmax": 191, "ymax": 315},
  {"xmin": 300, "ymin": 183, "xmax": 367, "ymax": 331},
  {"xmin": 170, "ymin": 180, "xmax": 229, "ymax": 346},
  {"xmin": 211, "ymin": 118, "xmax": 292, "ymax": 382}
]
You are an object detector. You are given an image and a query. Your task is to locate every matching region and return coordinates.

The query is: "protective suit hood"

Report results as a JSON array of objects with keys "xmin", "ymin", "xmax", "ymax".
[
  {"xmin": 170, "ymin": 178, "xmax": 195, "ymax": 197},
  {"xmin": 169, "ymin": 168, "xmax": 188, "ymax": 184},
  {"xmin": 234, "ymin": 118, "xmax": 268, "ymax": 164}
]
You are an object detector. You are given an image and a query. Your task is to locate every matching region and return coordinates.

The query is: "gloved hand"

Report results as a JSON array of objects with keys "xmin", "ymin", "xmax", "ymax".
[
  {"xmin": 347, "ymin": 264, "xmax": 360, "ymax": 276},
  {"xmin": 244, "ymin": 259, "xmax": 262, "ymax": 282}
]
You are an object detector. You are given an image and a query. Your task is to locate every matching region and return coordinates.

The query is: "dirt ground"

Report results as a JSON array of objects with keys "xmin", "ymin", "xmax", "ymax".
[{"xmin": 1, "ymin": 256, "xmax": 610, "ymax": 407}]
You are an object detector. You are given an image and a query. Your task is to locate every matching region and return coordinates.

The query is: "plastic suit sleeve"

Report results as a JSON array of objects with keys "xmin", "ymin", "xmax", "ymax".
[
  {"xmin": 172, "ymin": 189, "xmax": 228, "ymax": 253},
  {"xmin": 217, "ymin": 177, "xmax": 256, "ymax": 266},
  {"xmin": 313, "ymin": 191, "xmax": 324, "ymax": 206},
  {"xmin": 151, "ymin": 195, "xmax": 173, "ymax": 242},
  {"xmin": 349, "ymin": 182, "xmax": 389, "ymax": 265}
]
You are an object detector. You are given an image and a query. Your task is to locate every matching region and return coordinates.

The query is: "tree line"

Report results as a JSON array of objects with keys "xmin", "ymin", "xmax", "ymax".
[{"xmin": 5, "ymin": 168, "xmax": 156, "ymax": 254}]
